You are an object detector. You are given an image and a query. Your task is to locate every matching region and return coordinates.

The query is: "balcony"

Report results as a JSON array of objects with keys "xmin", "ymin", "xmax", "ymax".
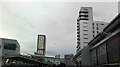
[
  {"xmin": 77, "ymin": 17, "xmax": 80, "ymax": 21},
  {"xmin": 77, "ymin": 29, "xmax": 80, "ymax": 31},
  {"xmin": 80, "ymin": 17, "xmax": 89, "ymax": 20},
  {"xmin": 80, "ymin": 13, "xmax": 88, "ymax": 16},
  {"xmin": 77, "ymin": 35, "xmax": 80, "ymax": 37},
  {"xmin": 77, "ymin": 38, "xmax": 80, "ymax": 41},
  {"xmin": 79, "ymin": 10, "xmax": 88, "ymax": 14},
  {"xmin": 76, "ymin": 43, "xmax": 80, "ymax": 48},
  {"xmin": 79, "ymin": 15, "xmax": 88, "ymax": 17},
  {"xmin": 77, "ymin": 31, "xmax": 80, "ymax": 34}
]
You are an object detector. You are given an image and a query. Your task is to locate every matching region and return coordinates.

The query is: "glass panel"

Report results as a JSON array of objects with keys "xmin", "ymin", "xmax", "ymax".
[{"xmin": 4, "ymin": 43, "xmax": 16, "ymax": 50}]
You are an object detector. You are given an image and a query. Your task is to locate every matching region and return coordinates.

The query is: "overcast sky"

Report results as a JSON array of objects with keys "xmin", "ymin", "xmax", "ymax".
[{"xmin": 0, "ymin": 2, "xmax": 118, "ymax": 57}]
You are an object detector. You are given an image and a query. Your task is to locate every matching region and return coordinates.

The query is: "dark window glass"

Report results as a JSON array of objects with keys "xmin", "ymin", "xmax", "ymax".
[
  {"xmin": 83, "ymin": 34, "xmax": 88, "ymax": 35},
  {"xmin": 97, "ymin": 27, "xmax": 99, "ymax": 30},
  {"xmin": 80, "ymin": 18, "xmax": 89, "ymax": 20},
  {"xmin": 77, "ymin": 31, "xmax": 80, "ymax": 34},
  {"xmin": 79, "ymin": 11, "xmax": 88, "ymax": 13},
  {"xmin": 93, "ymin": 35, "xmax": 95, "ymax": 37},
  {"xmin": 101, "ymin": 24, "xmax": 104, "ymax": 25},
  {"xmin": 97, "ymin": 23, "xmax": 98, "ymax": 26},
  {"xmin": 4, "ymin": 43, "xmax": 16, "ymax": 50},
  {"xmin": 84, "ymin": 9, "xmax": 88, "ymax": 10},
  {"xmin": 77, "ymin": 29, "xmax": 79, "ymax": 30},
  {"xmin": 97, "ymin": 31, "xmax": 99, "ymax": 33},
  {"xmin": 83, "ymin": 38, "xmax": 88, "ymax": 39},
  {"xmin": 83, "ymin": 30, "xmax": 88, "ymax": 31},
  {"xmin": 77, "ymin": 35, "xmax": 80, "ymax": 37},
  {"xmin": 79, "ymin": 15, "xmax": 88, "ymax": 17},
  {"xmin": 83, "ymin": 22, "xmax": 87, "ymax": 24},
  {"xmin": 92, "ymin": 23, "xmax": 94, "ymax": 26},
  {"xmin": 84, "ymin": 42, "xmax": 88, "ymax": 43}
]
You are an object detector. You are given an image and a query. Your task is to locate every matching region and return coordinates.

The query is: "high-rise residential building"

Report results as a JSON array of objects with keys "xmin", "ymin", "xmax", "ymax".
[
  {"xmin": 76, "ymin": 7, "xmax": 108, "ymax": 53},
  {"xmin": 36, "ymin": 35, "xmax": 46, "ymax": 56}
]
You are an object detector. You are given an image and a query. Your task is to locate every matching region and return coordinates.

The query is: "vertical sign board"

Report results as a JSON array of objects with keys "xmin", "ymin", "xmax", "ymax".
[{"xmin": 37, "ymin": 35, "xmax": 46, "ymax": 56}]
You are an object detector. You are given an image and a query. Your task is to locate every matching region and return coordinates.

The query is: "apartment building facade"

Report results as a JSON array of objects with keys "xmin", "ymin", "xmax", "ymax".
[
  {"xmin": 75, "ymin": 7, "xmax": 108, "ymax": 65},
  {"xmin": 76, "ymin": 7, "xmax": 108, "ymax": 53}
]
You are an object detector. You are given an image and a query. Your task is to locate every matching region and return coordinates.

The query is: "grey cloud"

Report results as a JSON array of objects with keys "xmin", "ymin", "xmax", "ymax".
[{"xmin": 0, "ymin": 2, "xmax": 118, "ymax": 57}]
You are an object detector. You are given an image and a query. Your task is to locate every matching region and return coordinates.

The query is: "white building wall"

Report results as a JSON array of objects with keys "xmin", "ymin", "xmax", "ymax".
[
  {"xmin": 79, "ymin": 20, "xmax": 93, "ymax": 49},
  {"xmin": 79, "ymin": 21, "xmax": 108, "ymax": 49},
  {"xmin": 76, "ymin": 7, "xmax": 108, "ymax": 53}
]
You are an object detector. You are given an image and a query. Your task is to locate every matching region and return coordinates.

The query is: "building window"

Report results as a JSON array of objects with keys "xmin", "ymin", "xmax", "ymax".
[
  {"xmin": 79, "ymin": 15, "xmax": 88, "ymax": 17},
  {"xmin": 83, "ymin": 34, "xmax": 88, "ymax": 35},
  {"xmin": 93, "ymin": 35, "xmax": 95, "ymax": 37},
  {"xmin": 84, "ymin": 42, "xmax": 88, "ymax": 44},
  {"xmin": 77, "ymin": 29, "xmax": 79, "ymax": 31},
  {"xmin": 93, "ymin": 31, "xmax": 95, "ymax": 33},
  {"xmin": 83, "ymin": 9, "xmax": 88, "ymax": 10},
  {"xmin": 77, "ymin": 35, "xmax": 80, "ymax": 37},
  {"xmin": 77, "ymin": 38, "xmax": 80, "ymax": 40},
  {"xmin": 101, "ymin": 24, "xmax": 104, "ymax": 25},
  {"xmin": 96, "ymin": 23, "xmax": 98, "ymax": 26},
  {"xmin": 4, "ymin": 43, "xmax": 16, "ymax": 50},
  {"xmin": 80, "ymin": 18, "xmax": 89, "ymax": 20},
  {"xmin": 97, "ymin": 27, "xmax": 99, "ymax": 30},
  {"xmin": 83, "ymin": 22, "xmax": 88, "ymax": 24},
  {"xmin": 77, "ymin": 31, "xmax": 80, "ymax": 34},
  {"xmin": 79, "ymin": 11, "xmax": 88, "ymax": 13},
  {"xmin": 83, "ymin": 30, "xmax": 88, "ymax": 31},
  {"xmin": 77, "ymin": 42, "xmax": 80, "ymax": 45},
  {"xmin": 83, "ymin": 38, "xmax": 88, "ymax": 39},
  {"xmin": 83, "ymin": 26, "xmax": 87, "ymax": 27},
  {"xmin": 93, "ymin": 27, "xmax": 94, "ymax": 29},
  {"xmin": 97, "ymin": 31, "xmax": 99, "ymax": 33},
  {"xmin": 92, "ymin": 23, "xmax": 94, "ymax": 26}
]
